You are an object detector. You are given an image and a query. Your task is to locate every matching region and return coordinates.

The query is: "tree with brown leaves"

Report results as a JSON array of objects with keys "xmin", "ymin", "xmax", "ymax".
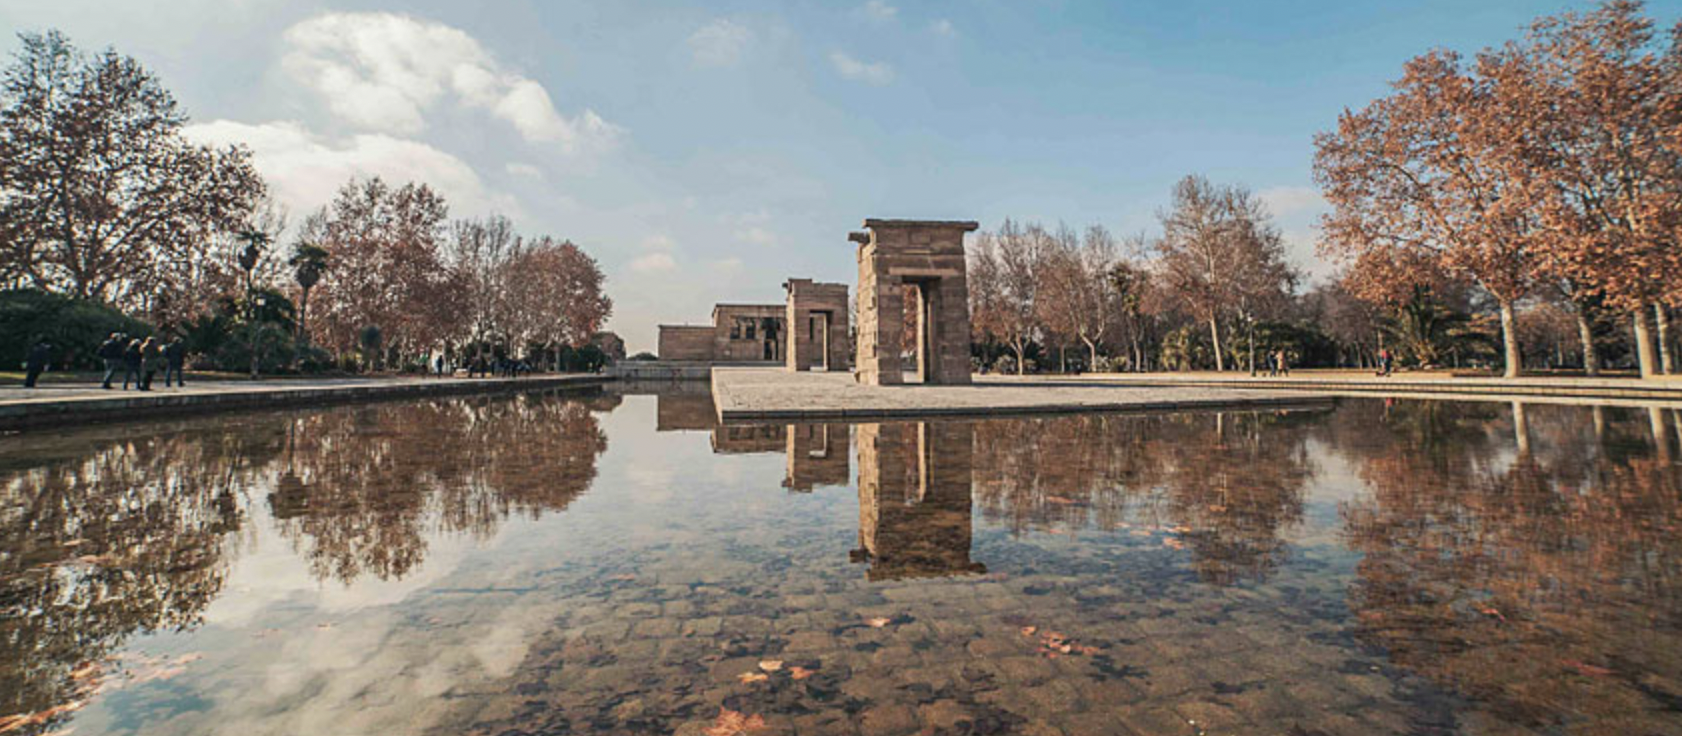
[
  {"xmin": 1482, "ymin": 0, "xmax": 1682, "ymax": 378},
  {"xmin": 1314, "ymin": 49, "xmax": 1538, "ymax": 377}
]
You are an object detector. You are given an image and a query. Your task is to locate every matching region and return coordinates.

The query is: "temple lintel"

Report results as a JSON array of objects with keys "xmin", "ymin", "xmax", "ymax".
[{"xmin": 862, "ymin": 219, "xmax": 980, "ymax": 232}]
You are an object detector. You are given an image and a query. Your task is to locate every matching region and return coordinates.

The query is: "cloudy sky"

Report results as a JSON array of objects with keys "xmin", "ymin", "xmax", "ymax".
[{"xmin": 3, "ymin": 0, "xmax": 1666, "ymax": 351}]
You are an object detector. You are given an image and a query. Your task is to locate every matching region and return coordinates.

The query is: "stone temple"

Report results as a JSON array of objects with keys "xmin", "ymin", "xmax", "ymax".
[
  {"xmin": 850, "ymin": 219, "xmax": 978, "ymax": 385},
  {"xmin": 784, "ymin": 278, "xmax": 850, "ymax": 372},
  {"xmin": 657, "ymin": 304, "xmax": 785, "ymax": 362}
]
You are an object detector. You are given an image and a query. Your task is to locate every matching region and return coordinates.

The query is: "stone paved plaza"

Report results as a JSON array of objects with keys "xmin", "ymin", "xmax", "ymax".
[{"xmin": 711, "ymin": 368, "xmax": 1333, "ymax": 421}]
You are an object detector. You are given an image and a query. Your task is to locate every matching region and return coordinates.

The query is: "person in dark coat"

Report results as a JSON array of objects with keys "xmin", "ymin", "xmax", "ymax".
[
  {"xmin": 163, "ymin": 339, "xmax": 187, "ymax": 388},
  {"xmin": 99, "ymin": 333, "xmax": 125, "ymax": 389},
  {"xmin": 22, "ymin": 339, "xmax": 51, "ymax": 388},
  {"xmin": 122, "ymin": 339, "xmax": 144, "ymax": 390},
  {"xmin": 139, "ymin": 337, "xmax": 162, "ymax": 391}
]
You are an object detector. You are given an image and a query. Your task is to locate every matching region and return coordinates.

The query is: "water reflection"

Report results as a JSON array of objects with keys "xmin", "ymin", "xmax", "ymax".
[
  {"xmin": 0, "ymin": 389, "xmax": 611, "ymax": 735},
  {"xmin": 266, "ymin": 394, "xmax": 613, "ymax": 583},
  {"xmin": 3, "ymin": 392, "xmax": 1682, "ymax": 734},
  {"xmin": 852, "ymin": 422, "xmax": 984, "ymax": 580},
  {"xmin": 1336, "ymin": 400, "xmax": 1682, "ymax": 732}
]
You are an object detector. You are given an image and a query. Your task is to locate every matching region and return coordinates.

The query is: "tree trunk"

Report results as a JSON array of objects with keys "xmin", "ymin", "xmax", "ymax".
[
  {"xmin": 1657, "ymin": 304, "xmax": 1674, "ymax": 375},
  {"xmin": 1576, "ymin": 309, "xmax": 1599, "ymax": 376},
  {"xmin": 1083, "ymin": 338, "xmax": 1098, "ymax": 372},
  {"xmin": 1498, "ymin": 301, "xmax": 1521, "ymax": 379},
  {"xmin": 1208, "ymin": 318, "xmax": 1224, "ymax": 372},
  {"xmin": 1634, "ymin": 307, "xmax": 1659, "ymax": 379},
  {"xmin": 1013, "ymin": 341, "xmax": 1026, "ymax": 376}
]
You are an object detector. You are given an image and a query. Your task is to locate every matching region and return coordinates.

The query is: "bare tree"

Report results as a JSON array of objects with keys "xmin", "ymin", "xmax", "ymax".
[
  {"xmin": 1157, "ymin": 176, "xmax": 1296, "ymax": 371},
  {"xmin": 0, "ymin": 30, "xmax": 266, "ymax": 311}
]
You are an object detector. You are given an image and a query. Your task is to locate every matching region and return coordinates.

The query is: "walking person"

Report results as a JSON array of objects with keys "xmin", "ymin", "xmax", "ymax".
[
  {"xmin": 122, "ymin": 338, "xmax": 143, "ymax": 390},
  {"xmin": 435, "ymin": 355, "xmax": 445, "ymax": 378},
  {"xmin": 99, "ymin": 332, "xmax": 125, "ymax": 389},
  {"xmin": 163, "ymin": 339, "xmax": 186, "ymax": 388},
  {"xmin": 139, "ymin": 337, "xmax": 162, "ymax": 391},
  {"xmin": 1276, "ymin": 349, "xmax": 1290, "ymax": 377},
  {"xmin": 22, "ymin": 339, "xmax": 51, "ymax": 388}
]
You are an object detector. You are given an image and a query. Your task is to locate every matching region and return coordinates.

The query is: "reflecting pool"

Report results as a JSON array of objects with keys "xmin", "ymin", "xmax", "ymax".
[{"xmin": 2, "ymin": 389, "xmax": 1680, "ymax": 735}]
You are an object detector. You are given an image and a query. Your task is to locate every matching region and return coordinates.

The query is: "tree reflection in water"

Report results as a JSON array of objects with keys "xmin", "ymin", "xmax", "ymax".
[
  {"xmin": 971, "ymin": 410, "xmax": 1316, "ymax": 585},
  {"xmin": 0, "ymin": 390, "xmax": 612, "ymax": 735},
  {"xmin": 268, "ymin": 393, "xmax": 614, "ymax": 583},
  {"xmin": 1337, "ymin": 401, "xmax": 1682, "ymax": 732}
]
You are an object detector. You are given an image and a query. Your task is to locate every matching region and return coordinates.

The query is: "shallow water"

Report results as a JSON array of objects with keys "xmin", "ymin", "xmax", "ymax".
[{"xmin": 2, "ymin": 388, "xmax": 1680, "ymax": 735}]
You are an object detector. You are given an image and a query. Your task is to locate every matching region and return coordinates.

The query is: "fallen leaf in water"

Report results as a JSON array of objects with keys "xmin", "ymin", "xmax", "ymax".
[
  {"xmin": 315, "ymin": 622, "xmax": 333, "ymax": 630},
  {"xmin": 1564, "ymin": 660, "xmax": 1613, "ymax": 677},
  {"xmin": 1045, "ymin": 496, "xmax": 1078, "ymax": 505},
  {"xmin": 67, "ymin": 663, "xmax": 99, "ymax": 681},
  {"xmin": 704, "ymin": 707, "xmax": 768, "ymax": 736},
  {"xmin": 607, "ymin": 573, "xmax": 636, "ymax": 582},
  {"xmin": 736, "ymin": 672, "xmax": 769, "ymax": 684},
  {"xmin": 788, "ymin": 666, "xmax": 814, "ymax": 680},
  {"xmin": 1475, "ymin": 604, "xmax": 1506, "ymax": 623},
  {"xmin": 865, "ymin": 617, "xmax": 890, "ymax": 628},
  {"xmin": 1162, "ymin": 538, "xmax": 1186, "ymax": 550},
  {"xmin": 1019, "ymin": 626, "xmax": 1037, "ymax": 637},
  {"xmin": 757, "ymin": 660, "xmax": 782, "ymax": 672}
]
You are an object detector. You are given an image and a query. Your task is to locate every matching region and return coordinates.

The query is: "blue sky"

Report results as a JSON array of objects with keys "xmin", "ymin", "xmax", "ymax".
[{"xmin": 5, "ymin": 0, "xmax": 1674, "ymax": 351}]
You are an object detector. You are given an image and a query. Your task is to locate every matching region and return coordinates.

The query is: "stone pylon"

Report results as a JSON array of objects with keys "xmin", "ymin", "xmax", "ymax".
[{"xmin": 850, "ymin": 219, "xmax": 978, "ymax": 385}]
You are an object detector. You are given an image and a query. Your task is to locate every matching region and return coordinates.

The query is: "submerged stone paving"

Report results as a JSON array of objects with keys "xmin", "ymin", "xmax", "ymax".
[{"xmin": 710, "ymin": 368, "xmax": 1333, "ymax": 421}]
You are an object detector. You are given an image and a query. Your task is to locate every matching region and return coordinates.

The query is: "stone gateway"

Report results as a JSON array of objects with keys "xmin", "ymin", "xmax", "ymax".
[{"xmin": 850, "ymin": 219, "xmax": 978, "ymax": 385}]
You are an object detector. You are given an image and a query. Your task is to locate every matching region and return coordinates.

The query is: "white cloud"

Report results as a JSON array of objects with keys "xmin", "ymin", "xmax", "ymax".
[
  {"xmin": 829, "ymin": 52, "xmax": 895, "ymax": 85},
  {"xmin": 641, "ymin": 234, "xmax": 677, "ymax": 251},
  {"xmin": 931, "ymin": 19, "xmax": 957, "ymax": 37},
  {"xmin": 185, "ymin": 119, "xmax": 517, "ymax": 218},
  {"xmin": 859, "ymin": 1, "xmax": 899, "ymax": 22},
  {"xmin": 687, "ymin": 19, "xmax": 752, "ymax": 67},
  {"xmin": 504, "ymin": 162, "xmax": 543, "ymax": 178},
  {"xmin": 282, "ymin": 12, "xmax": 620, "ymax": 154},
  {"xmin": 630, "ymin": 253, "xmax": 677, "ymax": 272},
  {"xmin": 1258, "ymin": 186, "xmax": 1326, "ymax": 218}
]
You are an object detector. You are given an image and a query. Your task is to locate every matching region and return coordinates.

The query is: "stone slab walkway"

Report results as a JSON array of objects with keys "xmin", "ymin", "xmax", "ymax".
[
  {"xmin": 710, "ymin": 368, "xmax": 1333, "ymax": 421},
  {"xmin": 1020, "ymin": 371, "xmax": 1682, "ymax": 407},
  {"xmin": 0, "ymin": 374, "xmax": 610, "ymax": 431}
]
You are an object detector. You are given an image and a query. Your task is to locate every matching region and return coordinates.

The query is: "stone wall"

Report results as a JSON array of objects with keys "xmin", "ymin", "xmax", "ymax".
[{"xmin": 658, "ymin": 325, "xmax": 716, "ymax": 361}]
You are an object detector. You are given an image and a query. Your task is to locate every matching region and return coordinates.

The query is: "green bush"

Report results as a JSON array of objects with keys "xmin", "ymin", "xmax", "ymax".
[{"xmin": 0, "ymin": 289, "xmax": 152, "ymax": 370}]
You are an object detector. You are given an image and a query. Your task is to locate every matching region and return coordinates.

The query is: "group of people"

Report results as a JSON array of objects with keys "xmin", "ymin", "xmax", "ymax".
[
  {"xmin": 16, "ymin": 333, "xmax": 184, "ymax": 390},
  {"xmin": 1263, "ymin": 349, "xmax": 1291, "ymax": 377},
  {"xmin": 97, "ymin": 333, "xmax": 186, "ymax": 391},
  {"xmin": 460, "ymin": 355, "xmax": 531, "ymax": 379}
]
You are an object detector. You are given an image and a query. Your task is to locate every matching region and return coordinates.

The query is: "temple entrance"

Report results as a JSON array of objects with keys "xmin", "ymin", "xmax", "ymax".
[
  {"xmin": 850, "ymin": 219, "xmax": 978, "ymax": 386},
  {"xmin": 783, "ymin": 278, "xmax": 850, "ymax": 372}
]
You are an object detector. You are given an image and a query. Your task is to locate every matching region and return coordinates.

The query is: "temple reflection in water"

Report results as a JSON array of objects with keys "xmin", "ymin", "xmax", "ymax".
[{"xmin": 852, "ymin": 422, "xmax": 985, "ymax": 580}]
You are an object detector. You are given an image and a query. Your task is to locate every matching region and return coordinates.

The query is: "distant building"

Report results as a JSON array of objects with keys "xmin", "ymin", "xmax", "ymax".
[{"xmin": 657, "ymin": 304, "xmax": 786, "ymax": 362}]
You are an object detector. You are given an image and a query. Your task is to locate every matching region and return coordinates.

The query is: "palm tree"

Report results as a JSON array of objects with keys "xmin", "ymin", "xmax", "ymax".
[
  {"xmin": 236, "ymin": 229, "xmax": 272, "ymax": 379},
  {"xmin": 288, "ymin": 242, "xmax": 329, "ymax": 346}
]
